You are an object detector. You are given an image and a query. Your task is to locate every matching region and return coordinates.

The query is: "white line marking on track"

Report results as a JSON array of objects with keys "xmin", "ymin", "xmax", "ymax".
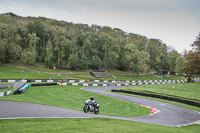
[{"xmin": 0, "ymin": 117, "xmax": 92, "ymax": 120}]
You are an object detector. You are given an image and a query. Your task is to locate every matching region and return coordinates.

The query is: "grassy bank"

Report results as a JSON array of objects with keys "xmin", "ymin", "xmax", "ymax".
[
  {"xmin": 0, "ymin": 65, "xmax": 186, "ymax": 81},
  {"xmin": 0, "ymin": 87, "xmax": 12, "ymax": 92},
  {"xmin": 3, "ymin": 62, "xmax": 90, "ymax": 73},
  {"xmin": 0, "ymin": 85, "xmax": 150, "ymax": 117},
  {"xmin": 0, "ymin": 66, "xmax": 65, "ymax": 79},
  {"xmin": 120, "ymin": 83, "xmax": 200, "ymax": 100},
  {"xmin": 0, "ymin": 118, "xmax": 199, "ymax": 133},
  {"xmin": 109, "ymin": 83, "xmax": 200, "ymax": 112},
  {"xmin": 110, "ymin": 91, "xmax": 200, "ymax": 112},
  {"xmin": 112, "ymin": 74, "xmax": 186, "ymax": 81},
  {"xmin": 65, "ymin": 74, "xmax": 186, "ymax": 81}
]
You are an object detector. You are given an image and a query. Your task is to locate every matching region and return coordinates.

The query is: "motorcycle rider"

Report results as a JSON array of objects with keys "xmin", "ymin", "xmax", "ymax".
[
  {"xmin": 83, "ymin": 96, "xmax": 99, "ymax": 114},
  {"xmin": 89, "ymin": 96, "xmax": 97, "ymax": 108}
]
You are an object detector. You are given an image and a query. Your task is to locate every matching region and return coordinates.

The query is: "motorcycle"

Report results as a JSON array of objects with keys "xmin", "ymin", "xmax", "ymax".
[{"xmin": 83, "ymin": 100, "xmax": 99, "ymax": 114}]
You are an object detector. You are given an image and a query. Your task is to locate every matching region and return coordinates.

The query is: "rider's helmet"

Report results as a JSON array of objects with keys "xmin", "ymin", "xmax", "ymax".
[{"xmin": 90, "ymin": 96, "xmax": 94, "ymax": 100}]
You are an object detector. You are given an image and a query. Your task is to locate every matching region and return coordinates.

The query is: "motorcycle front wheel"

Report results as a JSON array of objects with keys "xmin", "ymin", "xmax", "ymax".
[{"xmin": 94, "ymin": 108, "xmax": 99, "ymax": 114}]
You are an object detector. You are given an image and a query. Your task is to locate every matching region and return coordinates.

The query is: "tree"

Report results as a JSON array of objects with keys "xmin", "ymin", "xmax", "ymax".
[
  {"xmin": 52, "ymin": 28, "xmax": 62, "ymax": 65},
  {"xmin": 184, "ymin": 33, "xmax": 200, "ymax": 80},
  {"xmin": 128, "ymin": 33, "xmax": 148, "ymax": 51},
  {"xmin": 21, "ymin": 49, "xmax": 37, "ymax": 65},
  {"xmin": 167, "ymin": 50, "xmax": 179, "ymax": 71},
  {"xmin": 0, "ymin": 40, "xmax": 6, "ymax": 64},
  {"xmin": 101, "ymin": 33, "xmax": 113, "ymax": 69},
  {"xmin": 106, "ymin": 41, "xmax": 120, "ymax": 69},
  {"xmin": 60, "ymin": 35, "xmax": 72, "ymax": 68},
  {"xmin": 26, "ymin": 20, "xmax": 48, "ymax": 61},
  {"xmin": 21, "ymin": 33, "xmax": 39, "ymax": 65},
  {"xmin": 91, "ymin": 56, "xmax": 101, "ymax": 70},
  {"xmin": 45, "ymin": 40, "xmax": 54, "ymax": 67},
  {"xmin": 1, "ymin": 13, "xmax": 188, "ymax": 71},
  {"xmin": 0, "ymin": 23, "xmax": 22, "ymax": 62},
  {"xmin": 137, "ymin": 51, "xmax": 150, "ymax": 73},
  {"xmin": 67, "ymin": 52, "xmax": 79, "ymax": 70},
  {"xmin": 125, "ymin": 43, "xmax": 139, "ymax": 72},
  {"xmin": 160, "ymin": 44, "xmax": 168, "ymax": 70},
  {"xmin": 146, "ymin": 39, "xmax": 163, "ymax": 71},
  {"xmin": 175, "ymin": 55, "xmax": 184, "ymax": 76}
]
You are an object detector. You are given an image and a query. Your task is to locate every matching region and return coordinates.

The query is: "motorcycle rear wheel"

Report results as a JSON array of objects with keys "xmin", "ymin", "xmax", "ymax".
[{"xmin": 83, "ymin": 106, "xmax": 88, "ymax": 113}]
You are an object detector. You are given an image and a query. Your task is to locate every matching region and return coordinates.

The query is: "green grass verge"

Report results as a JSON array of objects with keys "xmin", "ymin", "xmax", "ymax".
[
  {"xmin": 65, "ymin": 74, "xmax": 186, "ymax": 81},
  {"xmin": 0, "ymin": 88, "xmax": 12, "ymax": 93},
  {"xmin": 0, "ymin": 85, "xmax": 150, "ymax": 117},
  {"xmin": 64, "ymin": 74, "xmax": 98, "ymax": 80},
  {"xmin": 0, "ymin": 118, "xmax": 199, "ymax": 133},
  {"xmin": 109, "ymin": 91, "xmax": 200, "ymax": 112},
  {"xmin": 106, "ymin": 83, "xmax": 200, "ymax": 112},
  {"xmin": 0, "ymin": 66, "xmax": 65, "ymax": 79},
  {"xmin": 0, "ymin": 82, "xmax": 13, "ymax": 84},
  {"xmin": 113, "ymin": 74, "xmax": 186, "ymax": 81}
]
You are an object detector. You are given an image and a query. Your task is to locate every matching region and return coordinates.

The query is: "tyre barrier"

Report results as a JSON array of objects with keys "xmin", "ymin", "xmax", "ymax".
[
  {"xmin": 14, "ymin": 84, "xmax": 31, "ymax": 94},
  {"xmin": 18, "ymin": 84, "xmax": 31, "ymax": 94},
  {"xmin": 111, "ymin": 90, "xmax": 200, "ymax": 107},
  {"xmin": 0, "ymin": 91, "xmax": 11, "ymax": 97},
  {"xmin": 2, "ymin": 83, "xmax": 59, "ymax": 96},
  {"xmin": 31, "ymin": 83, "xmax": 57, "ymax": 86}
]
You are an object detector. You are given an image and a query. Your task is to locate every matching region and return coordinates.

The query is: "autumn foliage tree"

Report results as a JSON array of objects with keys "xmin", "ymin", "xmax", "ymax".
[{"xmin": 184, "ymin": 33, "xmax": 200, "ymax": 81}]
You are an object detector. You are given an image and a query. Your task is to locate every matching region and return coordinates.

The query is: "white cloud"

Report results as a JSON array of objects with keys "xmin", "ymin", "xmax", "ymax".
[
  {"xmin": 60, "ymin": 0, "xmax": 176, "ymax": 7},
  {"xmin": 109, "ymin": 0, "xmax": 175, "ymax": 5},
  {"xmin": 75, "ymin": 8, "xmax": 199, "ymax": 52}
]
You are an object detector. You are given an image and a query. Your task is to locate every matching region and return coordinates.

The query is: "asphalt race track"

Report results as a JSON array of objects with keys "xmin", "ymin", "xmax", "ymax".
[{"xmin": 0, "ymin": 84, "xmax": 200, "ymax": 127}]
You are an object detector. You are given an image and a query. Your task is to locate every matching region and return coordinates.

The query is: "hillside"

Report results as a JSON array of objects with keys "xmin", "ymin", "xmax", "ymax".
[{"xmin": 0, "ymin": 12, "xmax": 182, "ymax": 74}]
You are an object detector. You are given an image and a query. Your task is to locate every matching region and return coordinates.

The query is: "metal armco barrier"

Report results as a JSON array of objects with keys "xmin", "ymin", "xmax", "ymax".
[
  {"xmin": 115, "ymin": 81, "xmax": 186, "ymax": 86},
  {"xmin": 59, "ymin": 83, "xmax": 109, "ymax": 86},
  {"xmin": 0, "ymin": 79, "xmax": 190, "ymax": 88},
  {"xmin": 0, "ymin": 79, "xmax": 188, "ymax": 83}
]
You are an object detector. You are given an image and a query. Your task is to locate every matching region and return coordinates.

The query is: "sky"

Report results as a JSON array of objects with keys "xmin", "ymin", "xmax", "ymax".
[{"xmin": 0, "ymin": 0, "xmax": 200, "ymax": 53}]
